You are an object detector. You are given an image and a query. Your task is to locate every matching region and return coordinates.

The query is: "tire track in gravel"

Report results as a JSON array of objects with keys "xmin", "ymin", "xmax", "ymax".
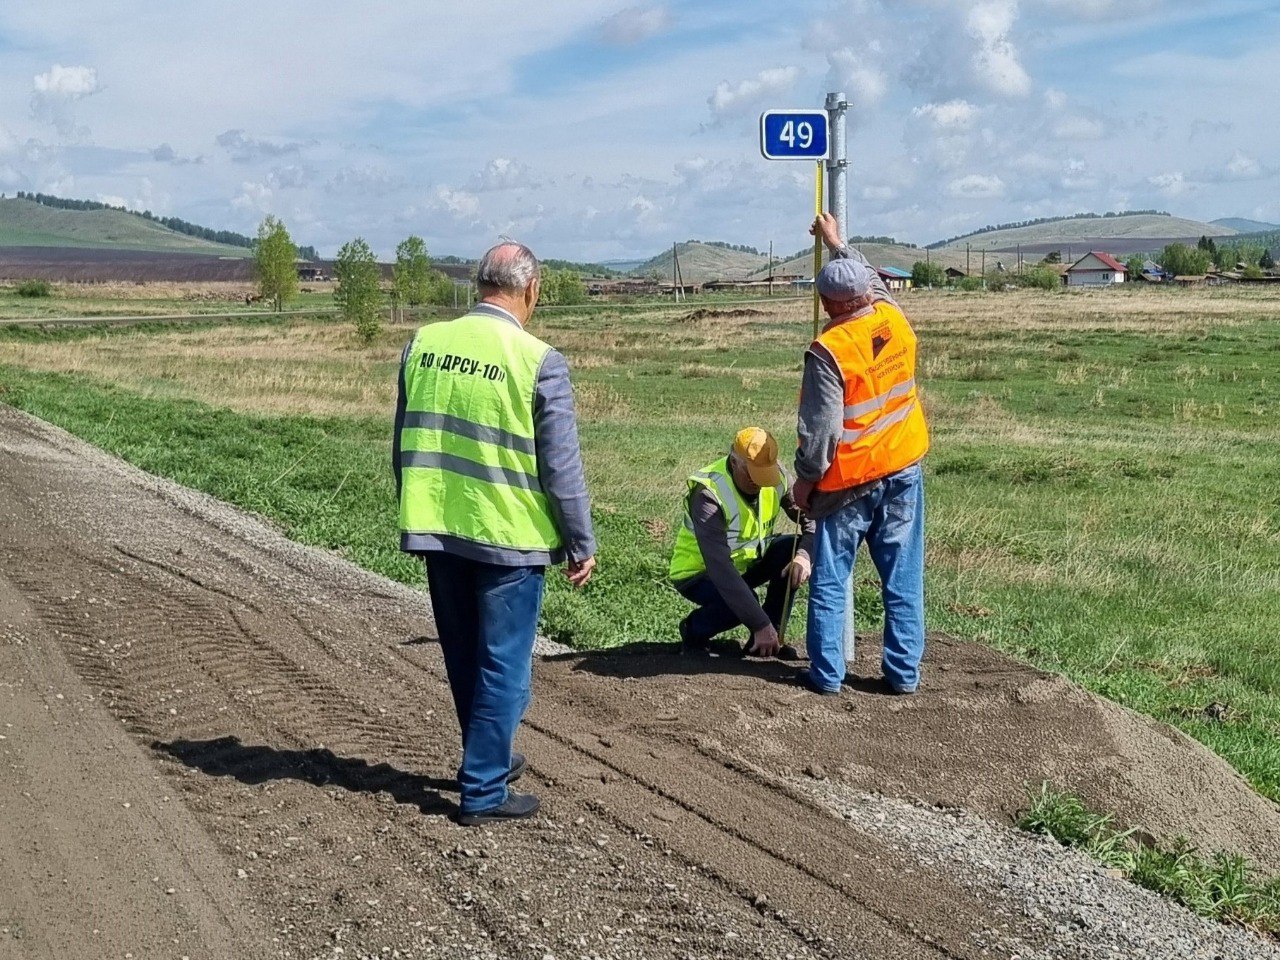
[{"xmin": 0, "ymin": 403, "xmax": 1096, "ymax": 959}]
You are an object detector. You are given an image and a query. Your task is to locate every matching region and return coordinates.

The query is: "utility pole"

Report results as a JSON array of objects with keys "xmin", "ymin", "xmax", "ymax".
[
  {"xmin": 1017, "ymin": 243, "xmax": 1022, "ymax": 277},
  {"xmin": 768, "ymin": 240, "xmax": 774, "ymax": 297},
  {"xmin": 966, "ymin": 243, "xmax": 971, "ymax": 277},
  {"xmin": 825, "ymin": 92, "xmax": 849, "ymax": 239},
  {"xmin": 672, "ymin": 242, "xmax": 678, "ymax": 303},
  {"xmin": 981, "ymin": 248, "xmax": 986, "ymax": 288}
]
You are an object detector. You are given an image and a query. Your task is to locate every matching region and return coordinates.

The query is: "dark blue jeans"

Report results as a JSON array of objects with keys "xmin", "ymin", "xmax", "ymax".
[
  {"xmin": 675, "ymin": 535, "xmax": 800, "ymax": 643},
  {"xmin": 423, "ymin": 554, "xmax": 545, "ymax": 815},
  {"xmin": 806, "ymin": 464, "xmax": 926, "ymax": 693}
]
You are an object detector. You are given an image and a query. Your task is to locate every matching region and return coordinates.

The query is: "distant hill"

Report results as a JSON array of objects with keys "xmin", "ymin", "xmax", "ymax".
[
  {"xmin": 1211, "ymin": 217, "xmax": 1280, "ymax": 233},
  {"xmin": 935, "ymin": 213, "xmax": 1235, "ymax": 253},
  {"xmin": 631, "ymin": 242, "xmax": 768, "ymax": 284},
  {"xmin": 0, "ymin": 197, "xmax": 252, "ymax": 256},
  {"xmin": 755, "ymin": 242, "xmax": 968, "ymax": 279}
]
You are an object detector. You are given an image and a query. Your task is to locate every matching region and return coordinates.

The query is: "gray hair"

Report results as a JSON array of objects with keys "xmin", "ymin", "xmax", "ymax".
[{"xmin": 475, "ymin": 241, "xmax": 540, "ymax": 293}]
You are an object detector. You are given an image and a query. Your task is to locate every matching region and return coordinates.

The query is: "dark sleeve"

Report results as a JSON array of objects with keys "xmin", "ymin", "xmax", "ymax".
[
  {"xmin": 780, "ymin": 488, "xmax": 816, "ymax": 563},
  {"xmin": 688, "ymin": 488, "xmax": 771, "ymax": 633},
  {"xmin": 533, "ymin": 349, "xmax": 597, "ymax": 563},
  {"xmin": 393, "ymin": 339, "xmax": 412, "ymax": 499},
  {"xmin": 795, "ymin": 344, "xmax": 846, "ymax": 482},
  {"xmin": 834, "ymin": 242, "xmax": 897, "ymax": 307}
]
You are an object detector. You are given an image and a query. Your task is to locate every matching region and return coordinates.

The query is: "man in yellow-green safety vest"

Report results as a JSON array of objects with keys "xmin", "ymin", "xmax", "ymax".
[
  {"xmin": 669, "ymin": 427, "xmax": 815, "ymax": 659},
  {"xmin": 394, "ymin": 241, "xmax": 596, "ymax": 826}
]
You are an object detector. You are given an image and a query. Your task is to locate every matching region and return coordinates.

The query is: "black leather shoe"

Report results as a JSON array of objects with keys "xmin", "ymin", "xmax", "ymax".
[
  {"xmin": 508, "ymin": 752, "xmax": 527, "ymax": 782},
  {"xmin": 457, "ymin": 790, "xmax": 540, "ymax": 826}
]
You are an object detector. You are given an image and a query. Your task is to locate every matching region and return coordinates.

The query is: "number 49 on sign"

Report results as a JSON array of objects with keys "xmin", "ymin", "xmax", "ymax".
[{"xmin": 759, "ymin": 110, "xmax": 829, "ymax": 160}]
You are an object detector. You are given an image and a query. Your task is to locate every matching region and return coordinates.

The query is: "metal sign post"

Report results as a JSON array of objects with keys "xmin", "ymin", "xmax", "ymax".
[
  {"xmin": 825, "ymin": 92, "xmax": 849, "ymax": 240},
  {"xmin": 812, "ymin": 162, "xmax": 823, "ymax": 338}
]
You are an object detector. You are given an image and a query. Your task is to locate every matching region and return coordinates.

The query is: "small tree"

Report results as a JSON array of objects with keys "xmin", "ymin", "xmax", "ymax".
[
  {"xmin": 1041, "ymin": 250, "xmax": 1062, "ymax": 265},
  {"xmin": 984, "ymin": 270, "xmax": 1010, "ymax": 292},
  {"xmin": 1125, "ymin": 255, "xmax": 1147, "ymax": 280},
  {"xmin": 910, "ymin": 260, "xmax": 945, "ymax": 288},
  {"xmin": 423, "ymin": 270, "xmax": 455, "ymax": 306},
  {"xmin": 393, "ymin": 235, "xmax": 431, "ymax": 306},
  {"xmin": 1159, "ymin": 243, "xmax": 1211, "ymax": 278},
  {"xmin": 1261, "ymin": 248, "xmax": 1276, "ymax": 270},
  {"xmin": 1022, "ymin": 266, "xmax": 1060, "ymax": 291},
  {"xmin": 540, "ymin": 268, "xmax": 587, "ymax": 306},
  {"xmin": 254, "ymin": 215, "xmax": 298, "ymax": 312},
  {"xmin": 334, "ymin": 238, "xmax": 384, "ymax": 344}
]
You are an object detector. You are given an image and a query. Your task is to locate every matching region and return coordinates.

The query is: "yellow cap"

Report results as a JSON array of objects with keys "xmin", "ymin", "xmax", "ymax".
[{"xmin": 732, "ymin": 427, "xmax": 782, "ymax": 488}]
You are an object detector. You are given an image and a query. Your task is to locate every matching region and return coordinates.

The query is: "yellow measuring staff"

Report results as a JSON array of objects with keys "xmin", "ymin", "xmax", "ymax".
[{"xmin": 812, "ymin": 160, "xmax": 824, "ymax": 339}]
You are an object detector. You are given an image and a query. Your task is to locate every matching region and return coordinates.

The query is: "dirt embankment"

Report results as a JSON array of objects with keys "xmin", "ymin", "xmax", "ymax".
[{"xmin": 1, "ymin": 403, "xmax": 1277, "ymax": 960}]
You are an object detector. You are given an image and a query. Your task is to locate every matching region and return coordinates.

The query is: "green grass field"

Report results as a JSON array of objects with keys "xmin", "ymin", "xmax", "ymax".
[
  {"xmin": 0, "ymin": 197, "xmax": 251, "ymax": 255},
  {"xmin": 1, "ymin": 284, "xmax": 1278, "ymax": 801}
]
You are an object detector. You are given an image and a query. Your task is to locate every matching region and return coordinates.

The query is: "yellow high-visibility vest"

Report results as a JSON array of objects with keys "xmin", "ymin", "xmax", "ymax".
[{"xmin": 399, "ymin": 312, "xmax": 561, "ymax": 552}]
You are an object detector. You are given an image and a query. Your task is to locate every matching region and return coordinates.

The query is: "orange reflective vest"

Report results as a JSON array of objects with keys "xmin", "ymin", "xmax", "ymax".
[{"xmin": 812, "ymin": 300, "xmax": 929, "ymax": 492}]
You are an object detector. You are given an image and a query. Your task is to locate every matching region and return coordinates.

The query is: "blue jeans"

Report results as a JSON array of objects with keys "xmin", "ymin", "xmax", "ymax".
[
  {"xmin": 805, "ymin": 464, "xmax": 926, "ymax": 693},
  {"xmin": 423, "ymin": 554, "xmax": 545, "ymax": 815}
]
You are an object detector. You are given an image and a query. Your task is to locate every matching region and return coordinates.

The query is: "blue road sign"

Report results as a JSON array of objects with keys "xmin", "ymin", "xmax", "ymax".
[{"xmin": 759, "ymin": 110, "xmax": 829, "ymax": 160}]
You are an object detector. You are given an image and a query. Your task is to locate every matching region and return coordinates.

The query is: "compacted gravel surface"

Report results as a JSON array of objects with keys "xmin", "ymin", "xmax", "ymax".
[{"xmin": 1, "ymin": 403, "xmax": 1277, "ymax": 960}]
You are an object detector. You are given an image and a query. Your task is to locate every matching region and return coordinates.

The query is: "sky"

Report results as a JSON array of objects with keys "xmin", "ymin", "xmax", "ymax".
[{"xmin": 0, "ymin": 0, "xmax": 1278, "ymax": 261}]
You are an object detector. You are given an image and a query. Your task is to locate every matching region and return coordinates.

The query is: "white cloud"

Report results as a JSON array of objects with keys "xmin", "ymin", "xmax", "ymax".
[
  {"xmin": 1148, "ymin": 171, "xmax": 1190, "ymax": 197},
  {"xmin": 707, "ymin": 67, "xmax": 799, "ymax": 118},
  {"xmin": 913, "ymin": 100, "xmax": 979, "ymax": 130},
  {"xmin": 1225, "ymin": 150, "xmax": 1262, "ymax": 180},
  {"xmin": 31, "ymin": 64, "xmax": 103, "ymax": 138},
  {"xmin": 967, "ymin": 2, "xmax": 1032, "ymax": 98},
  {"xmin": 33, "ymin": 64, "xmax": 101, "ymax": 98},
  {"xmin": 599, "ymin": 5, "xmax": 672, "ymax": 45},
  {"xmin": 231, "ymin": 180, "xmax": 273, "ymax": 212},
  {"xmin": 948, "ymin": 173, "xmax": 1005, "ymax": 198},
  {"xmin": 431, "ymin": 186, "xmax": 481, "ymax": 220},
  {"xmin": 472, "ymin": 157, "xmax": 537, "ymax": 192},
  {"xmin": 827, "ymin": 50, "xmax": 888, "ymax": 109}
]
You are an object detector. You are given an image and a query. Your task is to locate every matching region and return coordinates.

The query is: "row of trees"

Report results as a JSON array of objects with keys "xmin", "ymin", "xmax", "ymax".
[
  {"xmin": 1119, "ymin": 239, "xmax": 1277, "ymax": 281},
  {"xmin": 252, "ymin": 217, "xmax": 585, "ymax": 345},
  {"xmin": 910, "ymin": 259, "xmax": 1060, "ymax": 291}
]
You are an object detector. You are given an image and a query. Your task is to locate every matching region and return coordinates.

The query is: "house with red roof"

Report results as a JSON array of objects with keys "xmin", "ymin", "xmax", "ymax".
[{"xmin": 1065, "ymin": 251, "xmax": 1127, "ymax": 287}]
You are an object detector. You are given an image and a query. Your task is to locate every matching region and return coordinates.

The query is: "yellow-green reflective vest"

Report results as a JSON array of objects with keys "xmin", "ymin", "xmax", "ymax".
[
  {"xmin": 399, "ymin": 311, "xmax": 562, "ymax": 552},
  {"xmin": 668, "ymin": 456, "xmax": 782, "ymax": 582}
]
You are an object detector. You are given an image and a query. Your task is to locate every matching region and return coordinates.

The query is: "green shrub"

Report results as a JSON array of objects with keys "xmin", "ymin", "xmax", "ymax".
[
  {"xmin": 1022, "ymin": 266, "xmax": 1061, "ymax": 291},
  {"xmin": 16, "ymin": 279, "xmax": 52, "ymax": 297}
]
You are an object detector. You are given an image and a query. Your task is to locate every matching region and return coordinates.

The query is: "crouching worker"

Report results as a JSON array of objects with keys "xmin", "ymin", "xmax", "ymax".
[{"xmin": 668, "ymin": 428, "xmax": 815, "ymax": 658}]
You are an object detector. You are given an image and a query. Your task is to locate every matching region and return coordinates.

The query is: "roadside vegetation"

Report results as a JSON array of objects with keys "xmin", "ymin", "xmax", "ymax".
[
  {"xmin": 1019, "ymin": 784, "xmax": 1280, "ymax": 938},
  {"xmin": 16, "ymin": 279, "xmax": 52, "ymax": 297},
  {"xmin": 1, "ymin": 285, "xmax": 1278, "ymax": 805}
]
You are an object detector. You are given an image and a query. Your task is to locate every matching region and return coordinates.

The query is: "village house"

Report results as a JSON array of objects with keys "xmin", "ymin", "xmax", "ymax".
[
  {"xmin": 1065, "ymin": 251, "xmax": 1127, "ymax": 287},
  {"xmin": 876, "ymin": 266, "xmax": 913, "ymax": 292}
]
